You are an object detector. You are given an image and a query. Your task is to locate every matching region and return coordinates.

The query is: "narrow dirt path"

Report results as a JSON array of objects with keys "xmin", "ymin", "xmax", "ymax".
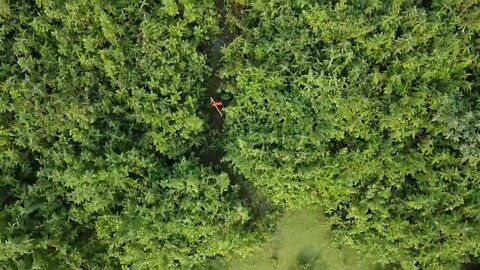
[
  {"xmin": 199, "ymin": 0, "xmax": 277, "ymax": 227},
  {"xmin": 199, "ymin": 0, "xmax": 232, "ymax": 165},
  {"xmin": 205, "ymin": 0, "xmax": 233, "ymax": 132}
]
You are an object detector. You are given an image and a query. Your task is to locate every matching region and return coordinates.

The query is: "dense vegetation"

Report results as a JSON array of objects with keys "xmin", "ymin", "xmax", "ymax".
[
  {"xmin": 0, "ymin": 1, "xmax": 260, "ymax": 269},
  {"xmin": 1, "ymin": 0, "xmax": 480, "ymax": 269},
  {"xmin": 222, "ymin": 0, "xmax": 480, "ymax": 269}
]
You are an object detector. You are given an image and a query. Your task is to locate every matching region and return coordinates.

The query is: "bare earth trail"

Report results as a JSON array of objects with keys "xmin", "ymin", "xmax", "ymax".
[{"xmin": 199, "ymin": 0, "xmax": 274, "ymax": 225}]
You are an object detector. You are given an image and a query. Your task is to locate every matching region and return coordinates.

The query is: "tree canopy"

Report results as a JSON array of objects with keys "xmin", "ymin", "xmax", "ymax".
[
  {"xmin": 222, "ymin": 0, "xmax": 480, "ymax": 268},
  {"xmin": 0, "ymin": 1, "xmax": 259, "ymax": 269},
  {"xmin": 1, "ymin": 0, "xmax": 480, "ymax": 269}
]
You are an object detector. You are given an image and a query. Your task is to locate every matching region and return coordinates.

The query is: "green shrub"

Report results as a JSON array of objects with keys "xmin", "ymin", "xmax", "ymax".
[
  {"xmin": 222, "ymin": 0, "xmax": 480, "ymax": 268},
  {"xmin": 0, "ymin": 1, "xmax": 259, "ymax": 268},
  {"xmin": 2, "ymin": 0, "xmax": 480, "ymax": 268}
]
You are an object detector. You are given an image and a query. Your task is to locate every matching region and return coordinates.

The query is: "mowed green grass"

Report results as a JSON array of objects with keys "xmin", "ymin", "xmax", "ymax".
[{"xmin": 227, "ymin": 208, "xmax": 375, "ymax": 270}]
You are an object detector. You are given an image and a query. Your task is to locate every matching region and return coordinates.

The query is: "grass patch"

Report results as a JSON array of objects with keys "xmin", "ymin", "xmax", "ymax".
[{"xmin": 227, "ymin": 208, "xmax": 374, "ymax": 270}]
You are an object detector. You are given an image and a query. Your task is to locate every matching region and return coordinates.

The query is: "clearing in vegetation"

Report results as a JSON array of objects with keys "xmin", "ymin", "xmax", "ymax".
[{"xmin": 227, "ymin": 209, "xmax": 374, "ymax": 270}]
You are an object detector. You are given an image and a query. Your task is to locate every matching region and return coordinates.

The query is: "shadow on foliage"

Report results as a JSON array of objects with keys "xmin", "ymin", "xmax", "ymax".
[
  {"xmin": 289, "ymin": 248, "xmax": 323, "ymax": 270},
  {"xmin": 462, "ymin": 263, "xmax": 480, "ymax": 270}
]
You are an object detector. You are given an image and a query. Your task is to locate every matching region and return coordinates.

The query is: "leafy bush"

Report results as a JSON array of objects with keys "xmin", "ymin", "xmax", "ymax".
[
  {"xmin": 0, "ymin": 0, "xmax": 260, "ymax": 268},
  {"xmin": 2, "ymin": 0, "xmax": 480, "ymax": 269},
  {"xmin": 222, "ymin": 0, "xmax": 480, "ymax": 268}
]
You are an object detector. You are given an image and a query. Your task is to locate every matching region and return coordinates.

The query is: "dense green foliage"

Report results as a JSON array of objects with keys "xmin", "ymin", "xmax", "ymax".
[
  {"xmin": 2, "ymin": 0, "xmax": 480, "ymax": 269},
  {"xmin": 0, "ymin": 1, "xmax": 259, "ymax": 269},
  {"xmin": 222, "ymin": 0, "xmax": 480, "ymax": 268}
]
